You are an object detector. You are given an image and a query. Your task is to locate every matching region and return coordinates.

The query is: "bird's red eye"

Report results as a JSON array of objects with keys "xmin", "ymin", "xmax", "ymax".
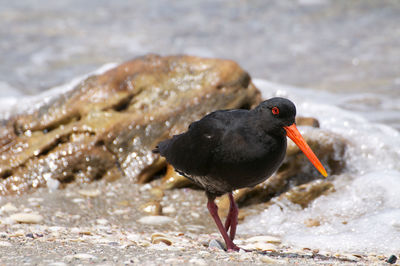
[{"xmin": 272, "ymin": 107, "xmax": 280, "ymax": 115}]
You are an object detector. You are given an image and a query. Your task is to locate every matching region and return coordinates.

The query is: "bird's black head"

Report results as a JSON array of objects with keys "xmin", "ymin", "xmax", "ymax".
[
  {"xmin": 253, "ymin": 97, "xmax": 328, "ymax": 178},
  {"xmin": 255, "ymin": 97, "xmax": 297, "ymax": 128}
]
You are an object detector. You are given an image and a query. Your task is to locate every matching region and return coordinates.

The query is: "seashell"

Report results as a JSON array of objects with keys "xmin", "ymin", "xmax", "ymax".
[
  {"xmin": 78, "ymin": 189, "xmax": 101, "ymax": 197},
  {"xmin": 138, "ymin": 215, "xmax": 174, "ymax": 225},
  {"xmin": 254, "ymin": 242, "xmax": 277, "ymax": 252},
  {"xmin": 246, "ymin": 235, "xmax": 282, "ymax": 244},
  {"xmin": 9, "ymin": 213, "xmax": 43, "ymax": 224},
  {"xmin": 260, "ymin": 255, "xmax": 285, "ymax": 264},
  {"xmin": 1, "ymin": 202, "xmax": 18, "ymax": 213},
  {"xmin": 151, "ymin": 236, "xmax": 172, "ymax": 246},
  {"xmin": 151, "ymin": 233, "xmax": 167, "ymax": 242}
]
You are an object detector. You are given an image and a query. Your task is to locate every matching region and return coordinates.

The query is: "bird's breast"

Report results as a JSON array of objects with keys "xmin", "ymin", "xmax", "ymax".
[{"xmin": 209, "ymin": 134, "xmax": 287, "ymax": 190}]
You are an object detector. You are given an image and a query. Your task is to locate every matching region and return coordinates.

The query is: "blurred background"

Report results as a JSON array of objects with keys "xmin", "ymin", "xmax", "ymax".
[{"xmin": 1, "ymin": 0, "xmax": 399, "ymax": 129}]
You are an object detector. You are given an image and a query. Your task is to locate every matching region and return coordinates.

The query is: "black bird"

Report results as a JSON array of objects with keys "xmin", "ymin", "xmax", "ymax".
[{"xmin": 153, "ymin": 97, "xmax": 327, "ymax": 251}]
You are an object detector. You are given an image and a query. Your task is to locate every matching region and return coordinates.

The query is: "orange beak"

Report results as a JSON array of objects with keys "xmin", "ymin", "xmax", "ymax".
[{"xmin": 283, "ymin": 124, "xmax": 328, "ymax": 178}]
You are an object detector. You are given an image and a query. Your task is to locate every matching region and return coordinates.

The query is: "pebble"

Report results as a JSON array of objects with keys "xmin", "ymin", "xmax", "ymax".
[
  {"xmin": 190, "ymin": 212, "xmax": 200, "ymax": 218},
  {"xmin": 78, "ymin": 189, "xmax": 101, "ymax": 197},
  {"xmin": 208, "ymin": 239, "xmax": 225, "ymax": 250},
  {"xmin": 46, "ymin": 178, "xmax": 60, "ymax": 191},
  {"xmin": 9, "ymin": 213, "xmax": 43, "ymax": 224},
  {"xmin": 137, "ymin": 215, "xmax": 174, "ymax": 225},
  {"xmin": 260, "ymin": 255, "xmax": 285, "ymax": 264},
  {"xmin": 1, "ymin": 202, "xmax": 18, "ymax": 213},
  {"xmin": 72, "ymin": 253, "xmax": 98, "ymax": 261},
  {"xmin": 141, "ymin": 201, "xmax": 162, "ymax": 215},
  {"xmin": 72, "ymin": 198, "xmax": 85, "ymax": 204},
  {"xmin": 162, "ymin": 205, "xmax": 176, "ymax": 214},
  {"xmin": 25, "ymin": 233, "xmax": 35, "ymax": 238},
  {"xmin": 139, "ymin": 183, "xmax": 152, "ymax": 192},
  {"xmin": 387, "ymin": 255, "xmax": 397, "ymax": 264},
  {"xmin": 96, "ymin": 218, "xmax": 109, "ymax": 225}
]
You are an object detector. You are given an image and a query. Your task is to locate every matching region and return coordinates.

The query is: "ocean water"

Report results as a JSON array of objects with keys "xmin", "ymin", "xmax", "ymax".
[{"xmin": 239, "ymin": 80, "xmax": 400, "ymax": 254}]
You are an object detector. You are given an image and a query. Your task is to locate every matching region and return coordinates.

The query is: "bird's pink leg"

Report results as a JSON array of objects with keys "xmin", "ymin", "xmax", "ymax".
[
  {"xmin": 207, "ymin": 196, "xmax": 240, "ymax": 251},
  {"xmin": 224, "ymin": 192, "xmax": 238, "ymax": 241},
  {"xmin": 224, "ymin": 193, "xmax": 232, "ymax": 232}
]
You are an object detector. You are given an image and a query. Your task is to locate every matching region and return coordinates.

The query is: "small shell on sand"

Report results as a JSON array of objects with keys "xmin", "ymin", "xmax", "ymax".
[
  {"xmin": 78, "ymin": 189, "xmax": 101, "ymax": 197},
  {"xmin": 72, "ymin": 253, "xmax": 98, "ymax": 261},
  {"xmin": 260, "ymin": 255, "xmax": 286, "ymax": 264},
  {"xmin": 1, "ymin": 202, "xmax": 18, "ymax": 213},
  {"xmin": 9, "ymin": 213, "xmax": 43, "ymax": 224},
  {"xmin": 254, "ymin": 242, "xmax": 277, "ymax": 252},
  {"xmin": 138, "ymin": 215, "xmax": 174, "ymax": 225},
  {"xmin": 151, "ymin": 236, "xmax": 172, "ymax": 246},
  {"xmin": 151, "ymin": 232, "xmax": 167, "ymax": 242}
]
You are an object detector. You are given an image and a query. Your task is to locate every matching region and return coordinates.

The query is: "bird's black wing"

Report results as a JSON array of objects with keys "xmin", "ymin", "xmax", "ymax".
[{"xmin": 156, "ymin": 109, "xmax": 247, "ymax": 176}]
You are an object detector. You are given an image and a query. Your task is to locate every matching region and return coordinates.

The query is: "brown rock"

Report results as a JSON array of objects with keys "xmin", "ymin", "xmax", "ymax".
[
  {"xmin": 161, "ymin": 164, "xmax": 194, "ymax": 190},
  {"xmin": 296, "ymin": 117, "xmax": 320, "ymax": 128},
  {"xmin": 0, "ymin": 55, "xmax": 261, "ymax": 195}
]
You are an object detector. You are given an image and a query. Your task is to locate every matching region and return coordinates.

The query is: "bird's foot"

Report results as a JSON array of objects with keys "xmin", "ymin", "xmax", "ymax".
[{"xmin": 226, "ymin": 243, "xmax": 240, "ymax": 252}]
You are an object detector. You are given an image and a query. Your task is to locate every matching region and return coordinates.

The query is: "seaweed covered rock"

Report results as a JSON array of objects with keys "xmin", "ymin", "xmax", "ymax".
[{"xmin": 0, "ymin": 55, "xmax": 261, "ymax": 195}]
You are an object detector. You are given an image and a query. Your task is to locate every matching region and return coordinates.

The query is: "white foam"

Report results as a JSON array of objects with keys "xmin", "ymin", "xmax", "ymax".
[{"xmin": 239, "ymin": 79, "xmax": 400, "ymax": 254}]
